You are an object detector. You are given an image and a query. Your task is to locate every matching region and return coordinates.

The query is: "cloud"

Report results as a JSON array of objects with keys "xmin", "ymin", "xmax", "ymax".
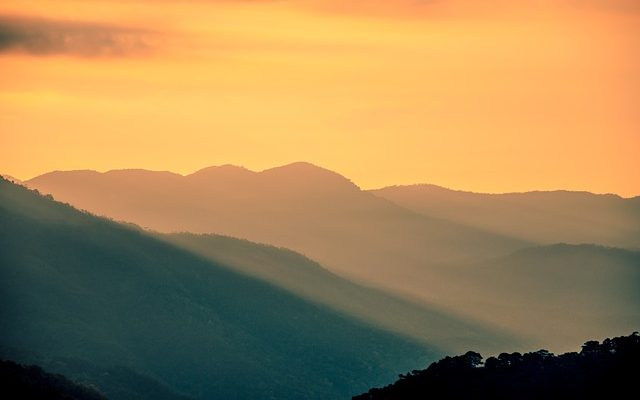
[{"xmin": 0, "ymin": 15, "xmax": 156, "ymax": 57}]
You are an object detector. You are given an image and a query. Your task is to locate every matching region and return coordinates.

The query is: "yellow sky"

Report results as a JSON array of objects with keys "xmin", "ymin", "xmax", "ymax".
[{"xmin": 1, "ymin": 0, "xmax": 638, "ymax": 196}]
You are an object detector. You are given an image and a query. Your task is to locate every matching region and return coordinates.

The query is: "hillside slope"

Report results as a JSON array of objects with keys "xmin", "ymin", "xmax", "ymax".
[
  {"xmin": 26, "ymin": 164, "xmax": 639, "ymax": 351},
  {"xmin": 162, "ymin": 233, "xmax": 518, "ymax": 354},
  {"xmin": 0, "ymin": 178, "xmax": 434, "ymax": 400},
  {"xmin": 410, "ymin": 244, "xmax": 640, "ymax": 351}
]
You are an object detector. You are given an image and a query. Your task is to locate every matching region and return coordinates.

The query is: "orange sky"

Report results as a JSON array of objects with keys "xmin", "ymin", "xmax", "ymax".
[{"xmin": 1, "ymin": 0, "xmax": 638, "ymax": 196}]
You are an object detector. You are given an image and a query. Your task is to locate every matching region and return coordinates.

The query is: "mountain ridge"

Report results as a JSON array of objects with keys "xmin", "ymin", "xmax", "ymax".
[
  {"xmin": 22, "ymin": 163, "xmax": 640, "ymax": 351},
  {"xmin": 25, "ymin": 163, "xmax": 527, "ymax": 274},
  {"xmin": 0, "ymin": 177, "xmax": 436, "ymax": 399},
  {"xmin": 371, "ymin": 184, "xmax": 640, "ymax": 249},
  {"xmin": 371, "ymin": 183, "xmax": 640, "ymax": 200},
  {"xmin": 24, "ymin": 163, "xmax": 639, "ymax": 199}
]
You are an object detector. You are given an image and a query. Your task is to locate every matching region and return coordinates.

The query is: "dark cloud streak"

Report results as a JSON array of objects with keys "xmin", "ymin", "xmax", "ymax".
[{"xmin": 0, "ymin": 15, "xmax": 155, "ymax": 57}]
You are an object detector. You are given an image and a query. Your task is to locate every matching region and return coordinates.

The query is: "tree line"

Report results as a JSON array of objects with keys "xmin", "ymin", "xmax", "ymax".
[{"xmin": 354, "ymin": 332, "xmax": 639, "ymax": 399}]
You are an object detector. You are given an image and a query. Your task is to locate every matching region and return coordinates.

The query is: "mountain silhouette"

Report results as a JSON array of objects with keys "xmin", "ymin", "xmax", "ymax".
[
  {"xmin": 25, "ymin": 163, "xmax": 639, "ymax": 351},
  {"xmin": 0, "ymin": 177, "xmax": 436, "ymax": 400},
  {"xmin": 26, "ymin": 162, "xmax": 525, "ymax": 292},
  {"xmin": 371, "ymin": 184, "xmax": 640, "ymax": 249}
]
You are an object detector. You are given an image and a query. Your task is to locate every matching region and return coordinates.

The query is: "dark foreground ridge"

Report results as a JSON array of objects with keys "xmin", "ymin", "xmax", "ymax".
[
  {"xmin": 354, "ymin": 332, "xmax": 640, "ymax": 400},
  {"xmin": 0, "ymin": 359, "xmax": 107, "ymax": 400}
]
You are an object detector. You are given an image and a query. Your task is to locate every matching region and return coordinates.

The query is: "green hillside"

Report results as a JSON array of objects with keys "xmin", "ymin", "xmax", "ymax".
[{"xmin": 0, "ymin": 178, "xmax": 434, "ymax": 399}]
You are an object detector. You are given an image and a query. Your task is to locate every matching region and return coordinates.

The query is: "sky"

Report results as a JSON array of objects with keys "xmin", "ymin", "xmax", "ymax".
[{"xmin": 0, "ymin": 0, "xmax": 638, "ymax": 196}]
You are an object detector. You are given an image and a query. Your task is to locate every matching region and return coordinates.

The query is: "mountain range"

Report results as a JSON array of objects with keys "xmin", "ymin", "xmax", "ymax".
[
  {"xmin": 0, "ymin": 177, "xmax": 437, "ymax": 399},
  {"xmin": 25, "ymin": 162, "xmax": 640, "ymax": 351}
]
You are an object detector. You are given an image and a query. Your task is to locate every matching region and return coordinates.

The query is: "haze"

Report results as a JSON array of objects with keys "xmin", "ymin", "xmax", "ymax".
[{"xmin": 1, "ymin": 0, "xmax": 639, "ymax": 196}]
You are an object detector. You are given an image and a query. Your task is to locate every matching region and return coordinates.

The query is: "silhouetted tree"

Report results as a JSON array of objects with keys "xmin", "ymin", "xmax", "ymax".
[{"xmin": 354, "ymin": 332, "xmax": 640, "ymax": 400}]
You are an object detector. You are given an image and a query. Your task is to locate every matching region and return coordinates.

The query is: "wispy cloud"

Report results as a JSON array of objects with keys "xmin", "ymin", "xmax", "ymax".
[{"xmin": 0, "ymin": 15, "xmax": 156, "ymax": 57}]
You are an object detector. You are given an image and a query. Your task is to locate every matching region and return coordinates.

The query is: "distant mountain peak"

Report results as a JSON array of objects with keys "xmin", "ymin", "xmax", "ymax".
[
  {"xmin": 186, "ymin": 165, "xmax": 257, "ymax": 186},
  {"xmin": 189, "ymin": 164, "xmax": 254, "ymax": 176},
  {"xmin": 261, "ymin": 162, "xmax": 360, "ymax": 191},
  {"xmin": 266, "ymin": 161, "xmax": 323, "ymax": 171}
]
